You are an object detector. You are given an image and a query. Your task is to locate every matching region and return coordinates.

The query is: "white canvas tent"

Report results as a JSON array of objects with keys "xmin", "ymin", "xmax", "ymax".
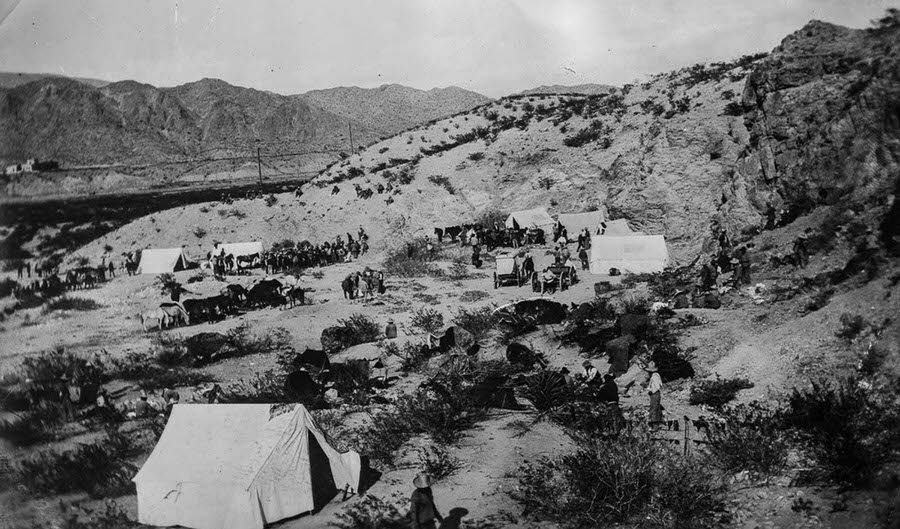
[
  {"xmin": 505, "ymin": 208, "xmax": 555, "ymax": 231},
  {"xmin": 589, "ymin": 234, "xmax": 669, "ymax": 274},
  {"xmin": 211, "ymin": 241, "xmax": 264, "ymax": 258},
  {"xmin": 598, "ymin": 219, "xmax": 645, "ymax": 236},
  {"xmin": 133, "ymin": 404, "xmax": 362, "ymax": 529},
  {"xmin": 557, "ymin": 211, "xmax": 606, "ymax": 235},
  {"xmin": 139, "ymin": 248, "xmax": 191, "ymax": 274}
]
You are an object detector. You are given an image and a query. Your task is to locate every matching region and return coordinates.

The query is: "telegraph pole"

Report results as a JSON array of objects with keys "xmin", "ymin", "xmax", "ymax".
[{"xmin": 256, "ymin": 145, "xmax": 263, "ymax": 190}]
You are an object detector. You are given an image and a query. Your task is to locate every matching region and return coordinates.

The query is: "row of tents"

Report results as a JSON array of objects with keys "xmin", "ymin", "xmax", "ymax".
[
  {"xmin": 504, "ymin": 207, "xmax": 669, "ymax": 274},
  {"xmin": 137, "ymin": 242, "xmax": 265, "ymax": 274}
]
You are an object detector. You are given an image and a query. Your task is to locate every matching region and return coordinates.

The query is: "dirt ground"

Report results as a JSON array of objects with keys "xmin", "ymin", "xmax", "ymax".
[{"xmin": 1, "ymin": 231, "xmax": 899, "ymax": 528}]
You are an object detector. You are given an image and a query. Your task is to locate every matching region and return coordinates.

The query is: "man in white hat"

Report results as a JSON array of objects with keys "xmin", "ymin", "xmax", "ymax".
[
  {"xmin": 410, "ymin": 473, "xmax": 442, "ymax": 529},
  {"xmin": 645, "ymin": 361, "xmax": 663, "ymax": 426}
]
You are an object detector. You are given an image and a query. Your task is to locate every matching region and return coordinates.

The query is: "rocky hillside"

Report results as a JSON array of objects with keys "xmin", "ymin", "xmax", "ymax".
[
  {"xmin": 0, "ymin": 78, "xmax": 490, "ymax": 168},
  {"xmin": 73, "ymin": 20, "xmax": 900, "ymax": 265},
  {"xmin": 298, "ymin": 84, "xmax": 492, "ymax": 138}
]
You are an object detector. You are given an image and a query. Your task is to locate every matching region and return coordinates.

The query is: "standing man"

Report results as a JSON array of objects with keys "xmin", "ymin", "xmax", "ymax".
[
  {"xmin": 410, "ymin": 474, "xmax": 443, "ymax": 529},
  {"xmin": 26, "ymin": 261, "xmax": 31, "ymax": 278},
  {"xmin": 645, "ymin": 361, "xmax": 663, "ymax": 427},
  {"xmin": 16, "ymin": 261, "xmax": 23, "ymax": 279}
]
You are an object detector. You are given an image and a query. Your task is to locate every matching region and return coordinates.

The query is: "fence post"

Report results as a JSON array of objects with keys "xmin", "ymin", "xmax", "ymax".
[{"xmin": 683, "ymin": 416, "xmax": 690, "ymax": 457}]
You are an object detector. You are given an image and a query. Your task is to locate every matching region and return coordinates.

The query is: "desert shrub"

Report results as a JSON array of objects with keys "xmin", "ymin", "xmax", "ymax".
[
  {"xmin": 409, "ymin": 307, "xmax": 444, "ymax": 335},
  {"xmin": 835, "ymin": 313, "xmax": 867, "ymax": 341},
  {"xmin": 468, "ymin": 151, "xmax": 485, "ymax": 161},
  {"xmin": 550, "ymin": 401, "xmax": 624, "ymax": 440},
  {"xmin": 55, "ymin": 500, "xmax": 139, "ymax": 529},
  {"xmin": 337, "ymin": 314, "xmax": 381, "ymax": 347},
  {"xmin": 192, "ymin": 226, "xmax": 207, "ymax": 238},
  {"xmin": 643, "ymin": 323, "xmax": 696, "ymax": 382},
  {"xmin": 459, "ymin": 290, "xmax": 490, "ymax": 303},
  {"xmin": 473, "ymin": 208, "xmax": 507, "ymax": 229},
  {"xmin": 517, "ymin": 430, "xmax": 657, "ymax": 525},
  {"xmin": 620, "ymin": 294, "xmax": 650, "ymax": 315},
  {"xmin": 781, "ymin": 378, "xmax": 900, "ymax": 485},
  {"xmin": 563, "ymin": 120, "xmax": 611, "ymax": 148},
  {"xmin": 723, "ymin": 101, "xmax": 745, "ymax": 116},
  {"xmin": 107, "ymin": 351, "xmax": 213, "ymax": 391},
  {"xmin": 523, "ymin": 370, "xmax": 572, "ymax": 414},
  {"xmin": 19, "ymin": 347, "xmax": 107, "ymax": 401},
  {"xmin": 452, "ymin": 306, "xmax": 497, "ymax": 341},
  {"xmin": 221, "ymin": 370, "xmax": 297, "ymax": 405},
  {"xmin": 42, "ymin": 296, "xmax": 103, "ymax": 314},
  {"xmin": 706, "ymin": 402, "xmax": 789, "ymax": 477},
  {"xmin": 264, "ymin": 194, "xmax": 278, "ymax": 207},
  {"xmin": 382, "ymin": 237, "xmax": 442, "ymax": 278},
  {"xmin": 427, "ymin": 175, "xmax": 456, "ymax": 194},
  {"xmin": 0, "ymin": 402, "xmax": 64, "ymax": 446},
  {"xmin": 398, "ymin": 341, "xmax": 435, "ymax": 373},
  {"xmin": 154, "ymin": 273, "xmax": 187, "ymax": 301},
  {"xmin": 537, "ymin": 175, "xmax": 553, "ymax": 190},
  {"xmin": 651, "ymin": 451, "xmax": 727, "ymax": 529},
  {"xmin": 16, "ymin": 429, "xmax": 138, "ymax": 497},
  {"xmin": 803, "ymin": 286, "xmax": 834, "ymax": 313},
  {"xmin": 153, "ymin": 324, "xmax": 294, "ymax": 368},
  {"xmin": 689, "ymin": 375, "xmax": 754, "ymax": 408},
  {"xmin": 333, "ymin": 495, "xmax": 408, "ymax": 529},
  {"xmin": 417, "ymin": 445, "xmax": 461, "ymax": 480},
  {"xmin": 447, "ymin": 260, "xmax": 469, "ymax": 281},
  {"xmin": 217, "ymin": 208, "xmax": 246, "ymax": 219}
]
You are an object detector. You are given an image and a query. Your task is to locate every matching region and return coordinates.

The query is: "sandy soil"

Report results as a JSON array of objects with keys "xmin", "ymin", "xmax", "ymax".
[{"xmin": 1, "ymin": 230, "xmax": 898, "ymax": 528}]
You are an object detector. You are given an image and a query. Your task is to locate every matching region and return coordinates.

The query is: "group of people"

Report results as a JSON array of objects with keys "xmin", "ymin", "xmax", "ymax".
[
  {"xmin": 578, "ymin": 358, "xmax": 664, "ymax": 425},
  {"xmin": 341, "ymin": 267, "xmax": 386, "ymax": 302}
]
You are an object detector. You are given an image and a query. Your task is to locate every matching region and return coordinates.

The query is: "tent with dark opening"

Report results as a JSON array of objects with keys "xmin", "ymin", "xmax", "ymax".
[
  {"xmin": 138, "ymin": 248, "xmax": 191, "ymax": 274},
  {"xmin": 133, "ymin": 404, "xmax": 362, "ymax": 529},
  {"xmin": 505, "ymin": 208, "xmax": 555, "ymax": 231}
]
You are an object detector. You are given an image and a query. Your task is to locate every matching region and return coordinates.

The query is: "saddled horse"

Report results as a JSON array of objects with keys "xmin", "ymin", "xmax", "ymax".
[
  {"xmin": 236, "ymin": 253, "xmax": 259, "ymax": 272},
  {"xmin": 280, "ymin": 285, "xmax": 305, "ymax": 308}
]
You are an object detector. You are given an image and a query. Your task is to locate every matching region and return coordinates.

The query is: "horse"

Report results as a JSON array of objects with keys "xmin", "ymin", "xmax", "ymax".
[
  {"xmin": 220, "ymin": 284, "xmax": 248, "ymax": 305},
  {"xmin": 236, "ymin": 253, "xmax": 259, "ymax": 272},
  {"xmin": 281, "ymin": 285, "xmax": 305, "ymax": 308},
  {"xmin": 159, "ymin": 303, "xmax": 190, "ymax": 327},
  {"xmin": 183, "ymin": 298, "xmax": 211, "ymax": 324},
  {"xmin": 141, "ymin": 309, "xmax": 171, "ymax": 331}
]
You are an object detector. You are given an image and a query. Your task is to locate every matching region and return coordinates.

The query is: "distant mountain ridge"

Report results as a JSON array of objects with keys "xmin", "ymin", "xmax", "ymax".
[
  {"xmin": 298, "ymin": 84, "xmax": 492, "ymax": 137},
  {"xmin": 0, "ymin": 71, "xmax": 109, "ymax": 89},
  {"xmin": 0, "ymin": 75, "xmax": 490, "ymax": 167},
  {"xmin": 515, "ymin": 83, "xmax": 617, "ymax": 96}
]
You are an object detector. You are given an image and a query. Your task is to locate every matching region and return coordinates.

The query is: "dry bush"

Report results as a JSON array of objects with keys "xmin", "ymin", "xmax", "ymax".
[
  {"xmin": 409, "ymin": 307, "xmax": 444, "ymax": 335},
  {"xmin": 332, "ymin": 495, "xmax": 408, "ymax": 529},
  {"xmin": 417, "ymin": 445, "xmax": 461, "ymax": 480},
  {"xmin": 689, "ymin": 375, "xmax": 754, "ymax": 408},
  {"xmin": 706, "ymin": 402, "xmax": 789, "ymax": 478},
  {"xmin": 452, "ymin": 306, "xmax": 497, "ymax": 341},
  {"xmin": 16, "ymin": 429, "xmax": 139, "ymax": 497}
]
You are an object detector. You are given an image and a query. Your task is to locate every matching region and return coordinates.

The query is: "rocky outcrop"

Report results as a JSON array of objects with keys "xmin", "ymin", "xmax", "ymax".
[{"xmin": 724, "ymin": 21, "xmax": 900, "ymax": 238}]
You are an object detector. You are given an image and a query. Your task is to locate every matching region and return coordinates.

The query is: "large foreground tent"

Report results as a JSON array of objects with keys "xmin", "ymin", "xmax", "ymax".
[
  {"xmin": 211, "ymin": 241, "xmax": 265, "ymax": 258},
  {"xmin": 505, "ymin": 208, "xmax": 555, "ymax": 231},
  {"xmin": 557, "ymin": 210, "xmax": 606, "ymax": 235},
  {"xmin": 138, "ymin": 248, "xmax": 191, "ymax": 274},
  {"xmin": 133, "ymin": 404, "xmax": 362, "ymax": 529}
]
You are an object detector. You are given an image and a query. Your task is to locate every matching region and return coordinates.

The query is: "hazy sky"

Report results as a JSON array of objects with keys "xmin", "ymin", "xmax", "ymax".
[{"xmin": 0, "ymin": 0, "xmax": 895, "ymax": 97}]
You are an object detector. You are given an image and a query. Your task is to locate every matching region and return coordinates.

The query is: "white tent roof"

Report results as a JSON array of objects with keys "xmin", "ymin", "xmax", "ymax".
[
  {"xmin": 598, "ymin": 219, "xmax": 645, "ymax": 236},
  {"xmin": 212, "ymin": 242, "xmax": 264, "ymax": 258},
  {"xmin": 589, "ymin": 234, "xmax": 669, "ymax": 274},
  {"xmin": 505, "ymin": 208, "xmax": 555, "ymax": 230},
  {"xmin": 139, "ymin": 248, "xmax": 190, "ymax": 274},
  {"xmin": 133, "ymin": 404, "xmax": 361, "ymax": 529},
  {"xmin": 557, "ymin": 211, "xmax": 606, "ymax": 235}
]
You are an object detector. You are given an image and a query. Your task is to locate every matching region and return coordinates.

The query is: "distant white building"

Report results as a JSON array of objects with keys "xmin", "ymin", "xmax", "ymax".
[{"xmin": 4, "ymin": 158, "xmax": 58, "ymax": 175}]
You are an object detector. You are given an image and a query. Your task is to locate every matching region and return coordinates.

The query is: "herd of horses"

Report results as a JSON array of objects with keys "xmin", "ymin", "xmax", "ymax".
[
  {"xmin": 433, "ymin": 224, "xmax": 544, "ymax": 249},
  {"xmin": 140, "ymin": 278, "xmax": 306, "ymax": 331},
  {"xmin": 13, "ymin": 265, "xmax": 112, "ymax": 299}
]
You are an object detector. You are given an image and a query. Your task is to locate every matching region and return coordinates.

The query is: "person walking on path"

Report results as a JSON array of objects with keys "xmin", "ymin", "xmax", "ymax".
[
  {"xmin": 410, "ymin": 474, "xmax": 442, "ymax": 529},
  {"xmin": 645, "ymin": 361, "xmax": 663, "ymax": 427}
]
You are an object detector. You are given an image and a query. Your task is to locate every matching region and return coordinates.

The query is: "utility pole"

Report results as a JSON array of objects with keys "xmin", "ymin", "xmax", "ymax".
[
  {"xmin": 256, "ymin": 145, "xmax": 263, "ymax": 190},
  {"xmin": 348, "ymin": 121, "xmax": 354, "ymax": 154}
]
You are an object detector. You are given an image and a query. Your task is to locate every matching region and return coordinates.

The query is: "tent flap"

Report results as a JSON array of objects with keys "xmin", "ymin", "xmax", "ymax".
[{"xmin": 589, "ymin": 235, "xmax": 669, "ymax": 274}]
